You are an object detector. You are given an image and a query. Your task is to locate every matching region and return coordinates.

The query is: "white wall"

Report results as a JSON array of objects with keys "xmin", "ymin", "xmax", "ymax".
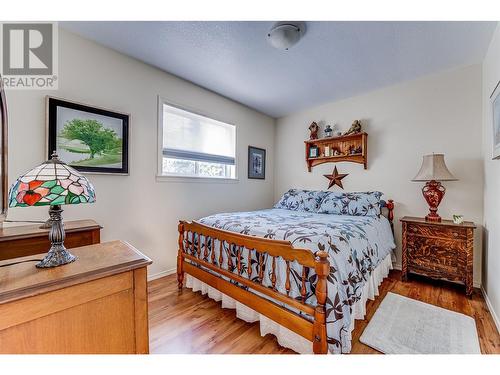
[
  {"xmin": 481, "ymin": 23, "xmax": 500, "ymax": 330},
  {"xmin": 275, "ymin": 65, "xmax": 484, "ymax": 286},
  {"xmin": 5, "ymin": 29, "xmax": 275, "ymax": 279}
]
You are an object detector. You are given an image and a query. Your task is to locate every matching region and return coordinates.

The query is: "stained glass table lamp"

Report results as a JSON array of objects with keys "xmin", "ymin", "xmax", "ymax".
[{"xmin": 8, "ymin": 152, "xmax": 96, "ymax": 268}]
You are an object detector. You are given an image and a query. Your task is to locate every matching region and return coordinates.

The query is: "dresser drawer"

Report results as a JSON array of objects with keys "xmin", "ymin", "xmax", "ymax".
[
  {"xmin": 401, "ymin": 216, "xmax": 475, "ymax": 297},
  {"xmin": 406, "ymin": 235, "xmax": 464, "ymax": 277},
  {"xmin": 407, "ymin": 223, "xmax": 467, "ymax": 240}
]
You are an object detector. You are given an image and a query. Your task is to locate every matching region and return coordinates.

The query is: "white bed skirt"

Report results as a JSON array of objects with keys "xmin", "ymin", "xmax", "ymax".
[{"xmin": 186, "ymin": 253, "xmax": 393, "ymax": 354}]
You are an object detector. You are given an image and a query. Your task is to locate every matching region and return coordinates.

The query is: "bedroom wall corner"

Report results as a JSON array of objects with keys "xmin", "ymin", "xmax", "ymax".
[
  {"xmin": 481, "ymin": 22, "xmax": 500, "ymax": 333},
  {"xmin": 4, "ymin": 27, "xmax": 276, "ymax": 279},
  {"xmin": 274, "ymin": 65, "xmax": 484, "ymax": 287}
]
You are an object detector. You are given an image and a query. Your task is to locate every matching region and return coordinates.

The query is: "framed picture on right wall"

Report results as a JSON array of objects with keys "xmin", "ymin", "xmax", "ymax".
[
  {"xmin": 490, "ymin": 80, "xmax": 500, "ymax": 159},
  {"xmin": 248, "ymin": 146, "xmax": 266, "ymax": 179}
]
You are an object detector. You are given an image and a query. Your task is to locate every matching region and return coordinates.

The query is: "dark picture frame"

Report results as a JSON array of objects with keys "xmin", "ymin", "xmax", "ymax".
[
  {"xmin": 248, "ymin": 146, "xmax": 266, "ymax": 179},
  {"xmin": 47, "ymin": 97, "xmax": 129, "ymax": 174},
  {"xmin": 309, "ymin": 145, "xmax": 319, "ymax": 158}
]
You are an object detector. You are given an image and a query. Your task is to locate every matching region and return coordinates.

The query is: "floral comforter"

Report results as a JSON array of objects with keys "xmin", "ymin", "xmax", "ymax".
[{"xmin": 195, "ymin": 208, "xmax": 395, "ymax": 353}]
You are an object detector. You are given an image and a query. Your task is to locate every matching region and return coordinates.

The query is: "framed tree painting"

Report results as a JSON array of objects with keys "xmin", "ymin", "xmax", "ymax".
[
  {"xmin": 248, "ymin": 146, "xmax": 266, "ymax": 179},
  {"xmin": 47, "ymin": 97, "xmax": 129, "ymax": 174},
  {"xmin": 491, "ymin": 80, "xmax": 500, "ymax": 159}
]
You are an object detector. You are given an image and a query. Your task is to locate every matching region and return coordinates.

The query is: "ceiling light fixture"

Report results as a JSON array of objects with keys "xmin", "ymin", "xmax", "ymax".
[{"xmin": 267, "ymin": 22, "xmax": 306, "ymax": 51}]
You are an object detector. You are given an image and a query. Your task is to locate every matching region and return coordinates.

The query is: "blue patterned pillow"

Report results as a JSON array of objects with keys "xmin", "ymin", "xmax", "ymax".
[
  {"xmin": 274, "ymin": 189, "xmax": 327, "ymax": 212},
  {"xmin": 318, "ymin": 191, "xmax": 383, "ymax": 216}
]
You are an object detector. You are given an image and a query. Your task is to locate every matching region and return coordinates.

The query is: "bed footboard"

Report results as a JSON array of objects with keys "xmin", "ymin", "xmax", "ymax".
[{"xmin": 177, "ymin": 220, "xmax": 330, "ymax": 354}]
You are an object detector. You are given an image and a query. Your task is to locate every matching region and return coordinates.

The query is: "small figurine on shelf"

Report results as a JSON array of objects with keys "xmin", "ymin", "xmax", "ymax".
[
  {"xmin": 350, "ymin": 146, "xmax": 362, "ymax": 155},
  {"xmin": 343, "ymin": 120, "xmax": 362, "ymax": 136},
  {"xmin": 333, "ymin": 124, "xmax": 342, "ymax": 136},
  {"xmin": 333, "ymin": 148, "xmax": 341, "ymax": 156},
  {"xmin": 324, "ymin": 145, "xmax": 330, "ymax": 157},
  {"xmin": 309, "ymin": 122, "xmax": 319, "ymax": 140},
  {"xmin": 324, "ymin": 125, "xmax": 333, "ymax": 138}
]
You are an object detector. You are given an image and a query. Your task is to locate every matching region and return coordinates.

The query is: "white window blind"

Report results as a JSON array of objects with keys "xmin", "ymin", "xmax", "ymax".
[{"xmin": 160, "ymin": 102, "xmax": 236, "ymax": 179}]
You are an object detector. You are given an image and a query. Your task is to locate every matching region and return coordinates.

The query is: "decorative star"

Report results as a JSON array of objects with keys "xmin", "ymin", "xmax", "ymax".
[{"xmin": 324, "ymin": 166, "xmax": 348, "ymax": 189}]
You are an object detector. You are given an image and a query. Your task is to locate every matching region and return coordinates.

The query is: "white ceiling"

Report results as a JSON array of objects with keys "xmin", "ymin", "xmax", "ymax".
[{"xmin": 61, "ymin": 21, "xmax": 496, "ymax": 118}]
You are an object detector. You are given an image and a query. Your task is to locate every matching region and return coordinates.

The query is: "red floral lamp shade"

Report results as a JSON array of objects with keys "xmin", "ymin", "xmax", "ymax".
[{"xmin": 8, "ymin": 153, "xmax": 96, "ymax": 208}]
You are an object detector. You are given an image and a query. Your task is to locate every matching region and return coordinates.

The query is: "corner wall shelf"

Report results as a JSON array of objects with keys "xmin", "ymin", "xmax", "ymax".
[{"xmin": 305, "ymin": 132, "xmax": 367, "ymax": 172}]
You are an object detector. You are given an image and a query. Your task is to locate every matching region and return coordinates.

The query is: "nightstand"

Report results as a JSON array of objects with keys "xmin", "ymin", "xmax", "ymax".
[{"xmin": 400, "ymin": 216, "xmax": 476, "ymax": 297}]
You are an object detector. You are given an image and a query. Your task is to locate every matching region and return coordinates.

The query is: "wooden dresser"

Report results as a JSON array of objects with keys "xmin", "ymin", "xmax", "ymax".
[
  {"xmin": 0, "ymin": 219, "xmax": 101, "ymax": 261},
  {"xmin": 401, "ymin": 216, "xmax": 475, "ymax": 297},
  {"xmin": 0, "ymin": 240, "xmax": 152, "ymax": 353}
]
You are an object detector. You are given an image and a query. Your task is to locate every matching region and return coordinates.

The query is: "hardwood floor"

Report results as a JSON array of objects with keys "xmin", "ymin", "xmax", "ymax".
[{"xmin": 148, "ymin": 270, "xmax": 500, "ymax": 354}]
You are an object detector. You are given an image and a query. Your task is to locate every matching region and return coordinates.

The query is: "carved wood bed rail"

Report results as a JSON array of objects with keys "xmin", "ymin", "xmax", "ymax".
[{"xmin": 177, "ymin": 200, "xmax": 394, "ymax": 354}]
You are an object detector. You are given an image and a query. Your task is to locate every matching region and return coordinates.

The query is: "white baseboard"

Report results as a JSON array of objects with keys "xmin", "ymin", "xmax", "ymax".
[
  {"xmin": 391, "ymin": 262, "xmax": 481, "ymax": 288},
  {"xmin": 148, "ymin": 268, "xmax": 176, "ymax": 282},
  {"xmin": 481, "ymin": 286, "xmax": 500, "ymax": 334}
]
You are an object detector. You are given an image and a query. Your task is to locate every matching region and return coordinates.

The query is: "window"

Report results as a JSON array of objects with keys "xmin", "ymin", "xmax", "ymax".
[{"xmin": 158, "ymin": 99, "xmax": 236, "ymax": 179}]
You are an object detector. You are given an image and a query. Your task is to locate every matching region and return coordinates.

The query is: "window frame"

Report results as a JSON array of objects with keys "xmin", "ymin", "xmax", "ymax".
[{"xmin": 156, "ymin": 96, "xmax": 239, "ymax": 183}]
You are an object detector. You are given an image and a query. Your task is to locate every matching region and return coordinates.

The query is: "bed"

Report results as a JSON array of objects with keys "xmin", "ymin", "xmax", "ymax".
[{"xmin": 177, "ymin": 189, "xmax": 396, "ymax": 354}]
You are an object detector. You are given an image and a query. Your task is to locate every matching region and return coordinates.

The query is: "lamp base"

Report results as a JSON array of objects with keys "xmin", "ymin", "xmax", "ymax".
[
  {"xmin": 36, "ymin": 205, "xmax": 77, "ymax": 268},
  {"xmin": 425, "ymin": 212, "xmax": 442, "ymax": 222},
  {"xmin": 422, "ymin": 180, "xmax": 445, "ymax": 223},
  {"xmin": 36, "ymin": 246, "xmax": 77, "ymax": 268}
]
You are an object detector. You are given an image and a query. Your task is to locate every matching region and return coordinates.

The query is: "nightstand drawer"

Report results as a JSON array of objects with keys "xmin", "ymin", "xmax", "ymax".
[
  {"xmin": 407, "ymin": 223, "xmax": 466, "ymax": 240},
  {"xmin": 406, "ymin": 235, "xmax": 462, "ymax": 277}
]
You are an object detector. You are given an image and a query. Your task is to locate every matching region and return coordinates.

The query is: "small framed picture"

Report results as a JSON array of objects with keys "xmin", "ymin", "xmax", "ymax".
[
  {"xmin": 47, "ymin": 97, "xmax": 129, "ymax": 174},
  {"xmin": 309, "ymin": 145, "xmax": 319, "ymax": 158},
  {"xmin": 248, "ymin": 146, "xmax": 266, "ymax": 179},
  {"xmin": 491, "ymin": 80, "xmax": 500, "ymax": 159}
]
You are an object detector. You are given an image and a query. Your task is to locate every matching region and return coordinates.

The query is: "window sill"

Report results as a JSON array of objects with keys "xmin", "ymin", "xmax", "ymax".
[{"xmin": 156, "ymin": 174, "xmax": 240, "ymax": 184}]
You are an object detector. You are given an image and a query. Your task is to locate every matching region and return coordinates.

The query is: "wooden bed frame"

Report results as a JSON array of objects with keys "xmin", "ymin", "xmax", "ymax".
[{"xmin": 177, "ymin": 200, "xmax": 394, "ymax": 354}]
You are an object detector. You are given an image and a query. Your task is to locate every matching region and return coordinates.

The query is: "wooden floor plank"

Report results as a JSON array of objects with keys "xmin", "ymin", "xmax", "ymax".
[{"xmin": 148, "ymin": 270, "xmax": 500, "ymax": 354}]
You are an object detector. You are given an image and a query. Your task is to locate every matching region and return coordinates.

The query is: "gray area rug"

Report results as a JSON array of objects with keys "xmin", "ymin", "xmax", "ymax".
[{"xmin": 359, "ymin": 292, "xmax": 481, "ymax": 354}]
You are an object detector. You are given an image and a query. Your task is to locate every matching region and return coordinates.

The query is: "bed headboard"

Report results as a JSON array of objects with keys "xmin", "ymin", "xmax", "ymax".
[{"xmin": 380, "ymin": 199, "xmax": 395, "ymax": 233}]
